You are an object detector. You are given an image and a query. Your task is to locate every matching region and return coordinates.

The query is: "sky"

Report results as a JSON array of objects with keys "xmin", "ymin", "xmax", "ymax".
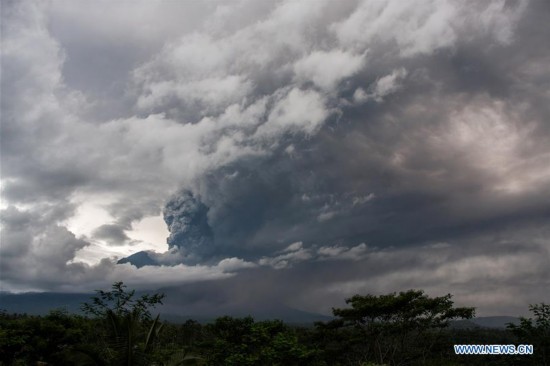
[{"xmin": 1, "ymin": 0, "xmax": 549, "ymax": 316}]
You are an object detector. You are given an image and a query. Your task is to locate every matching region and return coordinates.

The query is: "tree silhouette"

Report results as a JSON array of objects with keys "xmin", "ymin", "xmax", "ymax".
[
  {"xmin": 332, "ymin": 289, "xmax": 475, "ymax": 365},
  {"xmin": 507, "ymin": 302, "xmax": 550, "ymax": 366},
  {"xmin": 77, "ymin": 282, "xmax": 165, "ymax": 365}
]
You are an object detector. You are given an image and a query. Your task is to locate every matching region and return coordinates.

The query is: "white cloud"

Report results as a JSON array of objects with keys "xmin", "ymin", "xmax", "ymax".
[
  {"xmin": 317, "ymin": 211, "xmax": 338, "ymax": 222},
  {"xmin": 258, "ymin": 242, "xmax": 371, "ymax": 269},
  {"xmin": 332, "ymin": 0, "xmax": 526, "ymax": 57},
  {"xmin": 217, "ymin": 257, "xmax": 257, "ymax": 272},
  {"xmin": 283, "ymin": 241, "xmax": 304, "ymax": 252},
  {"xmin": 352, "ymin": 193, "xmax": 376, "ymax": 206},
  {"xmin": 255, "ymin": 88, "xmax": 330, "ymax": 139},
  {"xmin": 476, "ymin": 0, "xmax": 528, "ymax": 45},
  {"xmin": 354, "ymin": 68, "xmax": 408, "ymax": 103},
  {"xmin": 259, "ymin": 245, "xmax": 313, "ymax": 269},
  {"xmin": 371, "ymin": 68, "xmax": 408, "ymax": 100},
  {"xmin": 293, "ymin": 50, "xmax": 366, "ymax": 91},
  {"xmin": 317, "ymin": 243, "xmax": 370, "ymax": 261},
  {"xmin": 332, "ymin": 0, "xmax": 458, "ymax": 56}
]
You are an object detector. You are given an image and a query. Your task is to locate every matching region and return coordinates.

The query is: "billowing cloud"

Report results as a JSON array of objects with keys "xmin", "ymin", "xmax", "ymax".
[
  {"xmin": 293, "ymin": 50, "xmax": 366, "ymax": 91},
  {"xmin": 353, "ymin": 68, "xmax": 408, "ymax": 103},
  {"xmin": 92, "ymin": 224, "xmax": 132, "ymax": 245},
  {"xmin": 1, "ymin": 0, "xmax": 549, "ymax": 317},
  {"xmin": 163, "ymin": 191, "xmax": 213, "ymax": 259}
]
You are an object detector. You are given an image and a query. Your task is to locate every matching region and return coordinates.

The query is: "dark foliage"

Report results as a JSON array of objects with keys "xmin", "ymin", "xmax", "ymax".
[
  {"xmin": 330, "ymin": 289, "xmax": 475, "ymax": 365},
  {"xmin": 0, "ymin": 285, "xmax": 547, "ymax": 366},
  {"xmin": 507, "ymin": 303, "xmax": 550, "ymax": 366}
]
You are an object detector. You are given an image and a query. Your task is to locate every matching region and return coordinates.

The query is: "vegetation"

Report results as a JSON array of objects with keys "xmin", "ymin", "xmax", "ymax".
[
  {"xmin": 0, "ymin": 283, "xmax": 547, "ymax": 366},
  {"xmin": 507, "ymin": 303, "xmax": 550, "ymax": 366},
  {"xmin": 330, "ymin": 290, "xmax": 475, "ymax": 365},
  {"xmin": 74, "ymin": 281, "xmax": 168, "ymax": 365}
]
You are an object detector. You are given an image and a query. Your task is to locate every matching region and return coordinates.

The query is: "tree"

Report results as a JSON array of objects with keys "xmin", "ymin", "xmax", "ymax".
[
  {"xmin": 77, "ymin": 282, "xmax": 166, "ymax": 366},
  {"xmin": 201, "ymin": 316, "xmax": 319, "ymax": 366},
  {"xmin": 332, "ymin": 289, "xmax": 475, "ymax": 366},
  {"xmin": 81, "ymin": 281, "xmax": 165, "ymax": 321},
  {"xmin": 0, "ymin": 308, "xmax": 92, "ymax": 365},
  {"xmin": 507, "ymin": 303, "xmax": 550, "ymax": 366}
]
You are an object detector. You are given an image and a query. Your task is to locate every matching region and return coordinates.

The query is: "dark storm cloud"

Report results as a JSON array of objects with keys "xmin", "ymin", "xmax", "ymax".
[
  {"xmin": 163, "ymin": 191, "xmax": 214, "ymax": 260},
  {"xmin": 1, "ymin": 0, "xmax": 549, "ymax": 316},
  {"xmin": 91, "ymin": 224, "xmax": 131, "ymax": 245},
  {"xmin": 167, "ymin": 0, "xmax": 550, "ymax": 262},
  {"xmin": 156, "ymin": 223, "xmax": 550, "ymax": 316},
  {"xmin": 0, "ymin": 203, "xmax": 90, "ymax": 290}
]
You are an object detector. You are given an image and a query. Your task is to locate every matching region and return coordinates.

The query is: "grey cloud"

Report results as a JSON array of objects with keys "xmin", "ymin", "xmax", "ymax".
[
  {"xmin": 154, "ymin": 225, "xmax": 549, "ymax": 318},
  {"xmin": 0, "ymin": 204, "xmax": 89, "ymax": 290},
  {"xmin": 353, "ymin": 68, "xmax": 408, "ymax": 103},
  {"xmin": 91, "ymin": 224, "xmax": 131, "ymax": 245},
  {"xmin": 47, "ymin": 1, "xmax": 216, "ymax": 121},
  {"xmin": 163, "ymin": 191, "xmax": 213, "ymax": 261}
]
